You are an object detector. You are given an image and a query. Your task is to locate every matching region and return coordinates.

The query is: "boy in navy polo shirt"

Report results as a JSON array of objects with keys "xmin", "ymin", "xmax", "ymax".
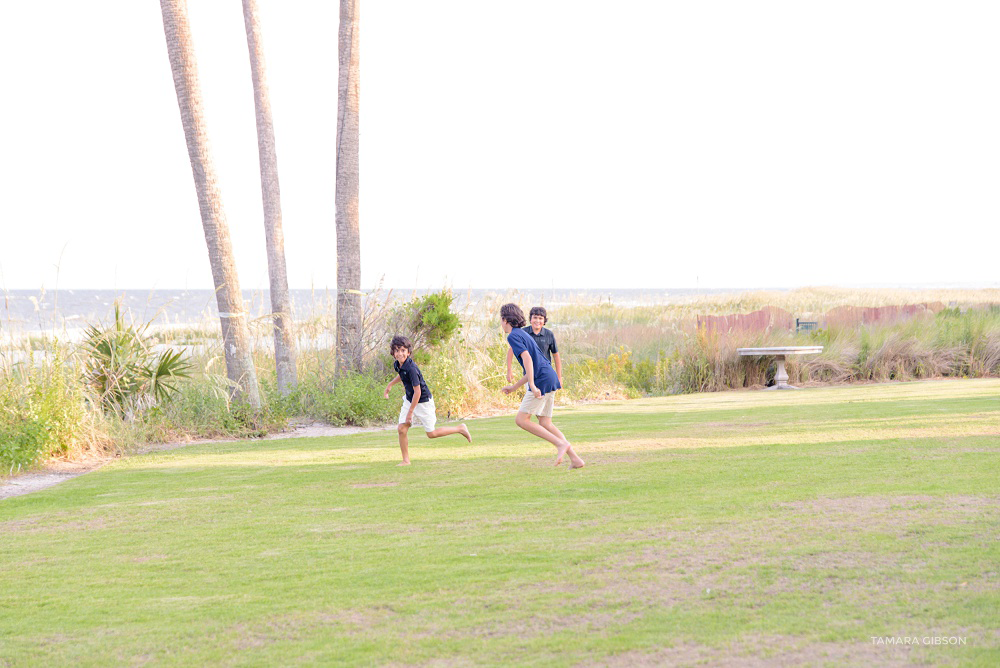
[
  {"xmin": 500, "ymin": 303, "xmax": 584, "ymax": 469},
  {"xmin": 506, "ymin": 305, "xmax": 561, "ymax": 385},
  {"xmin": 384, "ymin": 335, "xmax": 471, "ymax": 466}
]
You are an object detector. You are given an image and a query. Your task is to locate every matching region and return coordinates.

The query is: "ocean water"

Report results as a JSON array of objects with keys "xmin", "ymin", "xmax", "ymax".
[{"xmin": 0, "ymin": 287, "xmax": 753, "ymax": 333}]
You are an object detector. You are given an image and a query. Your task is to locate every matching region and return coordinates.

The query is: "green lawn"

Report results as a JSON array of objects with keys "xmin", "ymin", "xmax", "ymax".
[{"xmin": 2, "ymin": 380, "xmax": 998, "ymax": 667}]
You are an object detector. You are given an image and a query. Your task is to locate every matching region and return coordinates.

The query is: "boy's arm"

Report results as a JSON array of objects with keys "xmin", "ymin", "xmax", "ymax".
[
  {"xmin": 505, "ymin": 373, "xmax": 529, "ymax": 393},
  {"xmin": 406, "ymin": 385, "xmax": 421, "ymax": 422},
  {"xmin": 384, "ymin": 375, "xmax": 401, "ymax": 399},
  {"xmin": 505, "ymin": 347, "xmax": 515, "ymax": 383},
  {"xmin": 520, "ymin": 351, "xmax": 541, "ymax": 398}
]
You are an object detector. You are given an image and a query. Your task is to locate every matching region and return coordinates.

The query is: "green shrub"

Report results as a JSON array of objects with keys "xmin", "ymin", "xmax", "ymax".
[
  {"xmin": 138, "ymin": 377, "xmax": 285, "ymax": 440},
  {"xmin": 418, "ymin": 351, "xmax": 466, "ymax": 418},
  {"xmin": 403, "ymin": 291, "xmax": 462, "ymax": 350},
  {"xmin": 292, "ymin": 372, "xmax": 396, "ymax": 427},
  {"xmin": 0, "ymin": 391, "xmax": 55, "ymax": 472},
  {"xmin": 563, "ymin": 347, "xmax": 673, "ymax": 398},
  {"xmin": 0, "ymin": 357, "xmax": 107, "ymax": 472}
]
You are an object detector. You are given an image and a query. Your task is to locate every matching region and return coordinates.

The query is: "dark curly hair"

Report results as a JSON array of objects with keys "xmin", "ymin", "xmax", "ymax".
[
  {"xmin": 500, "ymin": 303, "xmax": 526, "ymax": 328},
  {"xmin": 390, "ymin": 335, "xmax": 413, "ymax": 355},
  {"xmin": 528, "ymin": 306, "xmax": 547, "ymax": 324}
]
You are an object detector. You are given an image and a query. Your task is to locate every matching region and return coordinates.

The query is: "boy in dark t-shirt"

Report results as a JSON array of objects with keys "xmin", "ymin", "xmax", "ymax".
[
  {"xmin": 500, "ymin": 303, "xmax": 584, "ymax": 469},
  {"xmin": 506, "ymin": 306, "xmax": 561, "ymax": 385},
  {"xmin": 384, "ymin": 335, "xmax": 471, "ymax": 465}
]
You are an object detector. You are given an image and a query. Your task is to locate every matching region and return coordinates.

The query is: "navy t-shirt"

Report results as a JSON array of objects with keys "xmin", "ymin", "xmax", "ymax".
[
  {"xmin": 393, "ymin": 357, "xmax": 432, "ymax": 403},
  {"xmin": 507, "ymin": 328, "xmax": 561, "ymax": 395},
  {"xmin": 522, "ymin": 326, "xmax": 558, "ymax": 364}
]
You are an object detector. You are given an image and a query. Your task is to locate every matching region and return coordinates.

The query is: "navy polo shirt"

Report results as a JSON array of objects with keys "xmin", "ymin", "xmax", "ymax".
[
  {"xmin": 522, "ymin": 325, "xmax": 558, "ymax": 364},
  {"xmin": 507, "ymin": 328, "xmax": 561, "ymax": 395},
  {"xmin": 393, "ymin": 357, "xmax": 432, "ymax": 403}
]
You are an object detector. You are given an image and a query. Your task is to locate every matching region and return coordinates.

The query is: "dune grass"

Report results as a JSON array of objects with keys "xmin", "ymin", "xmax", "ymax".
[
  {"xmin": 1, "ymin": 379, "xmax": 998, "ymax": 666},
  {"xmin": 5, "ymin": 288, "xmax": 1000, "ymax": 471}
]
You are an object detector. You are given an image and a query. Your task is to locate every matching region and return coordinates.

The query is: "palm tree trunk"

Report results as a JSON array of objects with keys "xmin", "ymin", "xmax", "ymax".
[
  {"xmin": 242, "ymin": 0, "xmax": 298, "ymax": 395},
  {"xmin": 159, "ymin": 0, "xmax": 261, "ymax": 410},
  {"xmin": 336, "ymin": 0, "xmax": 362, "ymax": 374}
]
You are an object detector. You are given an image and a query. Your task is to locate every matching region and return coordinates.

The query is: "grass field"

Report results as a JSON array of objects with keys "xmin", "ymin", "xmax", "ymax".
[{"xmin": 1, "ymin": 380, "xmax": 998, "ymax": 666}]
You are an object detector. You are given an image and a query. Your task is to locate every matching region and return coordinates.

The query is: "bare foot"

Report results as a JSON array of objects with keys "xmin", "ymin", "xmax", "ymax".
[
  {"xmin": 570, "ymin": 459, "xmax": 586, "ymax": 469},
  {"xmin": 460, "ymin": 424, "xmax": 472, "ymax": 443},
  {"xmin": 554, "ymin": 440, "xmax": 570, "ymax": 466},
  {"xmin": 397, "ymin": 461, "xmax": 411, "ymax": 466}
]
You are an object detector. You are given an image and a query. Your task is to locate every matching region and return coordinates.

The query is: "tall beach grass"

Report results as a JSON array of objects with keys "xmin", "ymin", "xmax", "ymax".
[{"xmin": 2, "ymin": 287, "xmax": 999, "ymax": 471}]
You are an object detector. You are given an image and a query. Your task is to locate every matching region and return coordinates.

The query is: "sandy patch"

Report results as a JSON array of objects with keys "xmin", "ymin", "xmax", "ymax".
[
  {"xmin": 136, "ymin": 422, "xmax": 393, "ymax": 454},
  {"xmin": 0, "ymin": 455, "xmax": 115, "ymax": 501}
]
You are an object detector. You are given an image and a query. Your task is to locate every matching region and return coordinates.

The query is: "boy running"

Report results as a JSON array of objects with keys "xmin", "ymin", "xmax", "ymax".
[
  {"xmin": 506, "ymin": 306, "xmax": 561, "ymax": 385},
  {"xmin": 384, "ymin": 335, "xmax": 471, "ymax": 466},
  {"xmin": 500, "ymin": 303, "xmax": 584, "ymax": 469}
]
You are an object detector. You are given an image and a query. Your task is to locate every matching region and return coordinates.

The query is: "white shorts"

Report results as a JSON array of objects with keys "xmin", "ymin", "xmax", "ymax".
[
  {"xmin": 399, "ymin": 398, "xmax": 437, "ymax": 432},
  {"xmin": 519, "ymin": 390, "xmax": 556, "ymax": 417}
]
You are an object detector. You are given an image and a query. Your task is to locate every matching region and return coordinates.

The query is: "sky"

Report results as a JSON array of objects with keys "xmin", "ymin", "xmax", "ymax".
[{"xmin": 1, "ymin": 1, "xmax": 998, "ymax": 291}]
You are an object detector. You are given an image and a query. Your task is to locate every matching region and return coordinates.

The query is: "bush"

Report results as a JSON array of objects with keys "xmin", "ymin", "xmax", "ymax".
[
  {"xmin": 406, "ymin": 291, "xmax": 462, "ymax": 349},
  {"xmin": 564, "ymin": 348, "xmax": 641, "ymax": 399},
  {"xmin": 418, "ymin": 350, "xmax": 467, "ymax": 418},
  {"xmin": 292, "ymin": 372, "xmax": 396, "ymax": 427},
  {"xmin": 134, "ymin": 375, "xmax": 288, "ymax": 442},
  {"xmin": 0, "ymin": 385, "xmax": 58, "ymax": 472},
  {"xmin": 0, "ymin": 357, "xmax": 110, "ymax": 472}
]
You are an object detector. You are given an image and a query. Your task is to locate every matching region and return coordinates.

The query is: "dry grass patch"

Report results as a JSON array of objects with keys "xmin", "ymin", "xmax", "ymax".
[
  {"xmin": 777, "ymin": 495, "xmax": 997, "ymax": 516},
  {"xmin": 578, "ymin": 419, "xmax": 999, "ymax": 453},
  {"xmin": 432, "ymin": 493, "xmax": 997, "ymax": 644},
  {"xmin": 0, "ymin": 515, "xmax": 116, "ymax": 535},
  {"xmin": 583, "ymin": 635, "xmax": 923, "ymax": 668}
]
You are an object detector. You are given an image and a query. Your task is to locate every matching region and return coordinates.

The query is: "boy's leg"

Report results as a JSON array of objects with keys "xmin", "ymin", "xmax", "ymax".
[
  {"xmin": 397, "ymin": 423, "xmax": 411, "ymax": 465},
  {"xmin": 425, "ymin": 424, "xmax": 472, "ymax": 442},
  {"xmin": 415, "ymin": 400, "xmax": 471, "ymax": 442},
  {"xmin": 538, "ymin": 416, "xmax": 584, "ymax": 468},
  {"xmin": 537, "ymin": 416, "xmax": 566, "ymax": 441},
  {"xmin": 515, "ymin": 412, "xmax": 571, "ymax": 463}
]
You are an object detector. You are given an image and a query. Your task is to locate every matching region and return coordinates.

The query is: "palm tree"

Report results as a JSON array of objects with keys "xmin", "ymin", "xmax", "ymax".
[
  {"xmin": 241, "ymin": 0, "xmax": 298, "ymax": 395},
  {"xmin": 159, "ymin": 0, "xmax": 261, "ymax": 410},
  {"xmin": 336, "ymin": 0, "xmax": 362, "ymax": 373}
]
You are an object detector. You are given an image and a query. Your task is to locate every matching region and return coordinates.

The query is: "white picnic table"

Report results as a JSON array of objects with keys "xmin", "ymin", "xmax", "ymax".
[{"xmin": 736, "ymin": 346, "xmax": 823, "ymax": 390}]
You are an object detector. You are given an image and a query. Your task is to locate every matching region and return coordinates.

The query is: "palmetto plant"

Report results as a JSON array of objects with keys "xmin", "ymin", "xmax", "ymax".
[{"xmin": 81, "ymin": 303, "xmax": 193, "ymax": 417}]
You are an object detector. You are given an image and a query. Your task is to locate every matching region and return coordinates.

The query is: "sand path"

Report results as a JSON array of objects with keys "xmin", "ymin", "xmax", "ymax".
[{"xmin": 0, "ymin": 422, "xmax": 393, "ymax": 502}]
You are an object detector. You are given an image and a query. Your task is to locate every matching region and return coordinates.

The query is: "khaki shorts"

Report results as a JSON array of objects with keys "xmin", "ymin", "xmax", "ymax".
[
  {"xmin": 519, "ymin": 390, "xmax": 556, "ymax": 417},
  {"xmin": 399, "ymin": 398, "xmax": 437, "ymax": 432}
]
